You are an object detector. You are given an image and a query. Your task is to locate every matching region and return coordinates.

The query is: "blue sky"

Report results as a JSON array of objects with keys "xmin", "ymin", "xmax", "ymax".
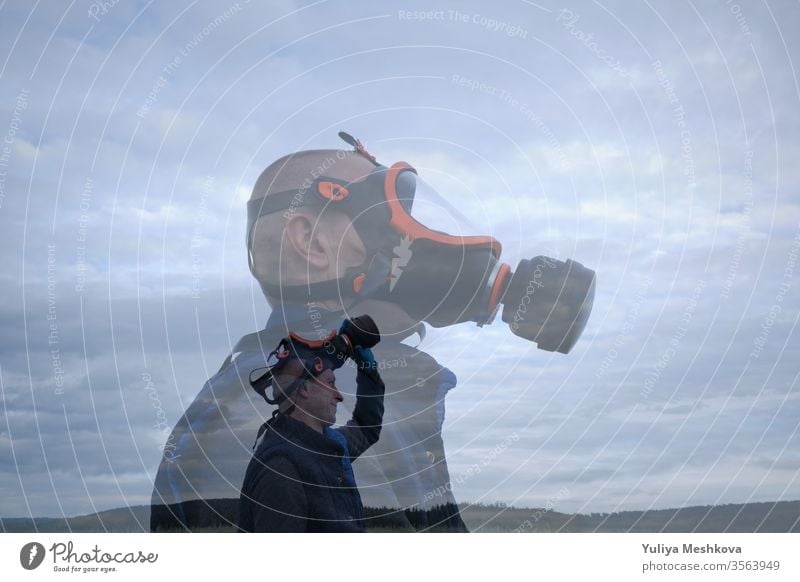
[{"xmin": 0, "ymin": 0, "xmax": 798, "ymax": 520}]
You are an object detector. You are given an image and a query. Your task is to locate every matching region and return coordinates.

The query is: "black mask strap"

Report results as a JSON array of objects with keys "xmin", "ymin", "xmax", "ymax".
[{"xmin": 258, "ymin": 252, "xmax": 393, "ymax": 303}]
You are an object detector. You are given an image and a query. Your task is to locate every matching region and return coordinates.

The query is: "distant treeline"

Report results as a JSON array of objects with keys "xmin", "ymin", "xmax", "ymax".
[
  {"xmin": 454, "ymin": 501, "xmax": 800, "ymax": 533},
  {"xmin": 2, "ymin": 500, "xmax": 798, "ymax": 533}
]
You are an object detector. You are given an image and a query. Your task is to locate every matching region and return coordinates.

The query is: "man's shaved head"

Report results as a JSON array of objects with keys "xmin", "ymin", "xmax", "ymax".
[
  {"xmin": 248, "ymin": 149, "xmax": 373, "ymax": 306},
  {"xmin": 250, "ymin": 149, "xmax": 375, "ymax": 202}
]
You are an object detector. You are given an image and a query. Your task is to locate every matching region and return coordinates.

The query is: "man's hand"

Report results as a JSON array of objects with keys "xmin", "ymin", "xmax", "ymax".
[{"xmin": 339, "ymin": 318, "xmax": 378, "ymax": 370}]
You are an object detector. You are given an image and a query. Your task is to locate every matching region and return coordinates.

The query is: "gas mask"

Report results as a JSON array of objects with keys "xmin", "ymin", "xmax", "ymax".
[{"xmin": 248, "ymin": 133, "xmax": 595, "ymax": 354}]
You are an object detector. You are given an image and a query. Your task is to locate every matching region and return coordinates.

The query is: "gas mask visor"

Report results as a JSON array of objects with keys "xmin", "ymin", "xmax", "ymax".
[{"xmin": 378, "ymin": 161, "xmax": 596, "ymax": 354}]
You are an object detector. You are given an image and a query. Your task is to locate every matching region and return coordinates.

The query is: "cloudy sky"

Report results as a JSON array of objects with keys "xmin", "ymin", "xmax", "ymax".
[{"xmin": 1, "ymin": 0, "xmax": 798, "ymax": 523}]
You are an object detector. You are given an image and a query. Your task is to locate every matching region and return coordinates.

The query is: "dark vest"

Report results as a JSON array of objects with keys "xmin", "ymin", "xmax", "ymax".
[{"xmin": 239, "ymin": 414, "xmax": 365, "ymax": 532}]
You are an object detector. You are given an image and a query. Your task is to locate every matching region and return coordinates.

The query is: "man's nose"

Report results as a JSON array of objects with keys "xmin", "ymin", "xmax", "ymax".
[{"xmin": 333, "ymin": 387, "xmax": 343, "ymax": 402}]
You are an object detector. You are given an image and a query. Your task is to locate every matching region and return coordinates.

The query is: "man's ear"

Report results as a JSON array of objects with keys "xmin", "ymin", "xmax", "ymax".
[{"xmin": 284, "ymin": 211, "xmax": 329, "ymax": 269}]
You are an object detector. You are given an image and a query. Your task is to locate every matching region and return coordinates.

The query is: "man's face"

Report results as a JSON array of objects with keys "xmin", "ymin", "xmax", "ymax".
[{"xmin": 301, "ymin": 369, "xmax": 343, "ymax": 428}]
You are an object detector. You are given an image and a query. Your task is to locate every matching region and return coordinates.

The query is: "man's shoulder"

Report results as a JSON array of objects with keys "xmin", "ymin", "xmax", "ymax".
[
  {"xmin": 245, "ymin": 449, "xmax": 300, "ymax": 483},
  {"xmin": 262, "ymin": 454, "xmax": 299, "ymax": 474},
  {"xmin": 253, "ymin": 416, "xmax": 320, "ymax": 456},
  {"xmin": 253, "ymin": 422, "xmax": 297, "ymax": 457}
]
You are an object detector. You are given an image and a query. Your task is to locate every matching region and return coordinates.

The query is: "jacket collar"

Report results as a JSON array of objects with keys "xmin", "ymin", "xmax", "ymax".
[{"xmin": 266, "ymin": 413, "xmax": 345, "ymax": 457}]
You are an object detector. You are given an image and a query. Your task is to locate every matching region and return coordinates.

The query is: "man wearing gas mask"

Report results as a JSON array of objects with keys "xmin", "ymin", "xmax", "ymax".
[{"xmin": 149, "ymin": 132, "xmax": 595, "ymax": 532}]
